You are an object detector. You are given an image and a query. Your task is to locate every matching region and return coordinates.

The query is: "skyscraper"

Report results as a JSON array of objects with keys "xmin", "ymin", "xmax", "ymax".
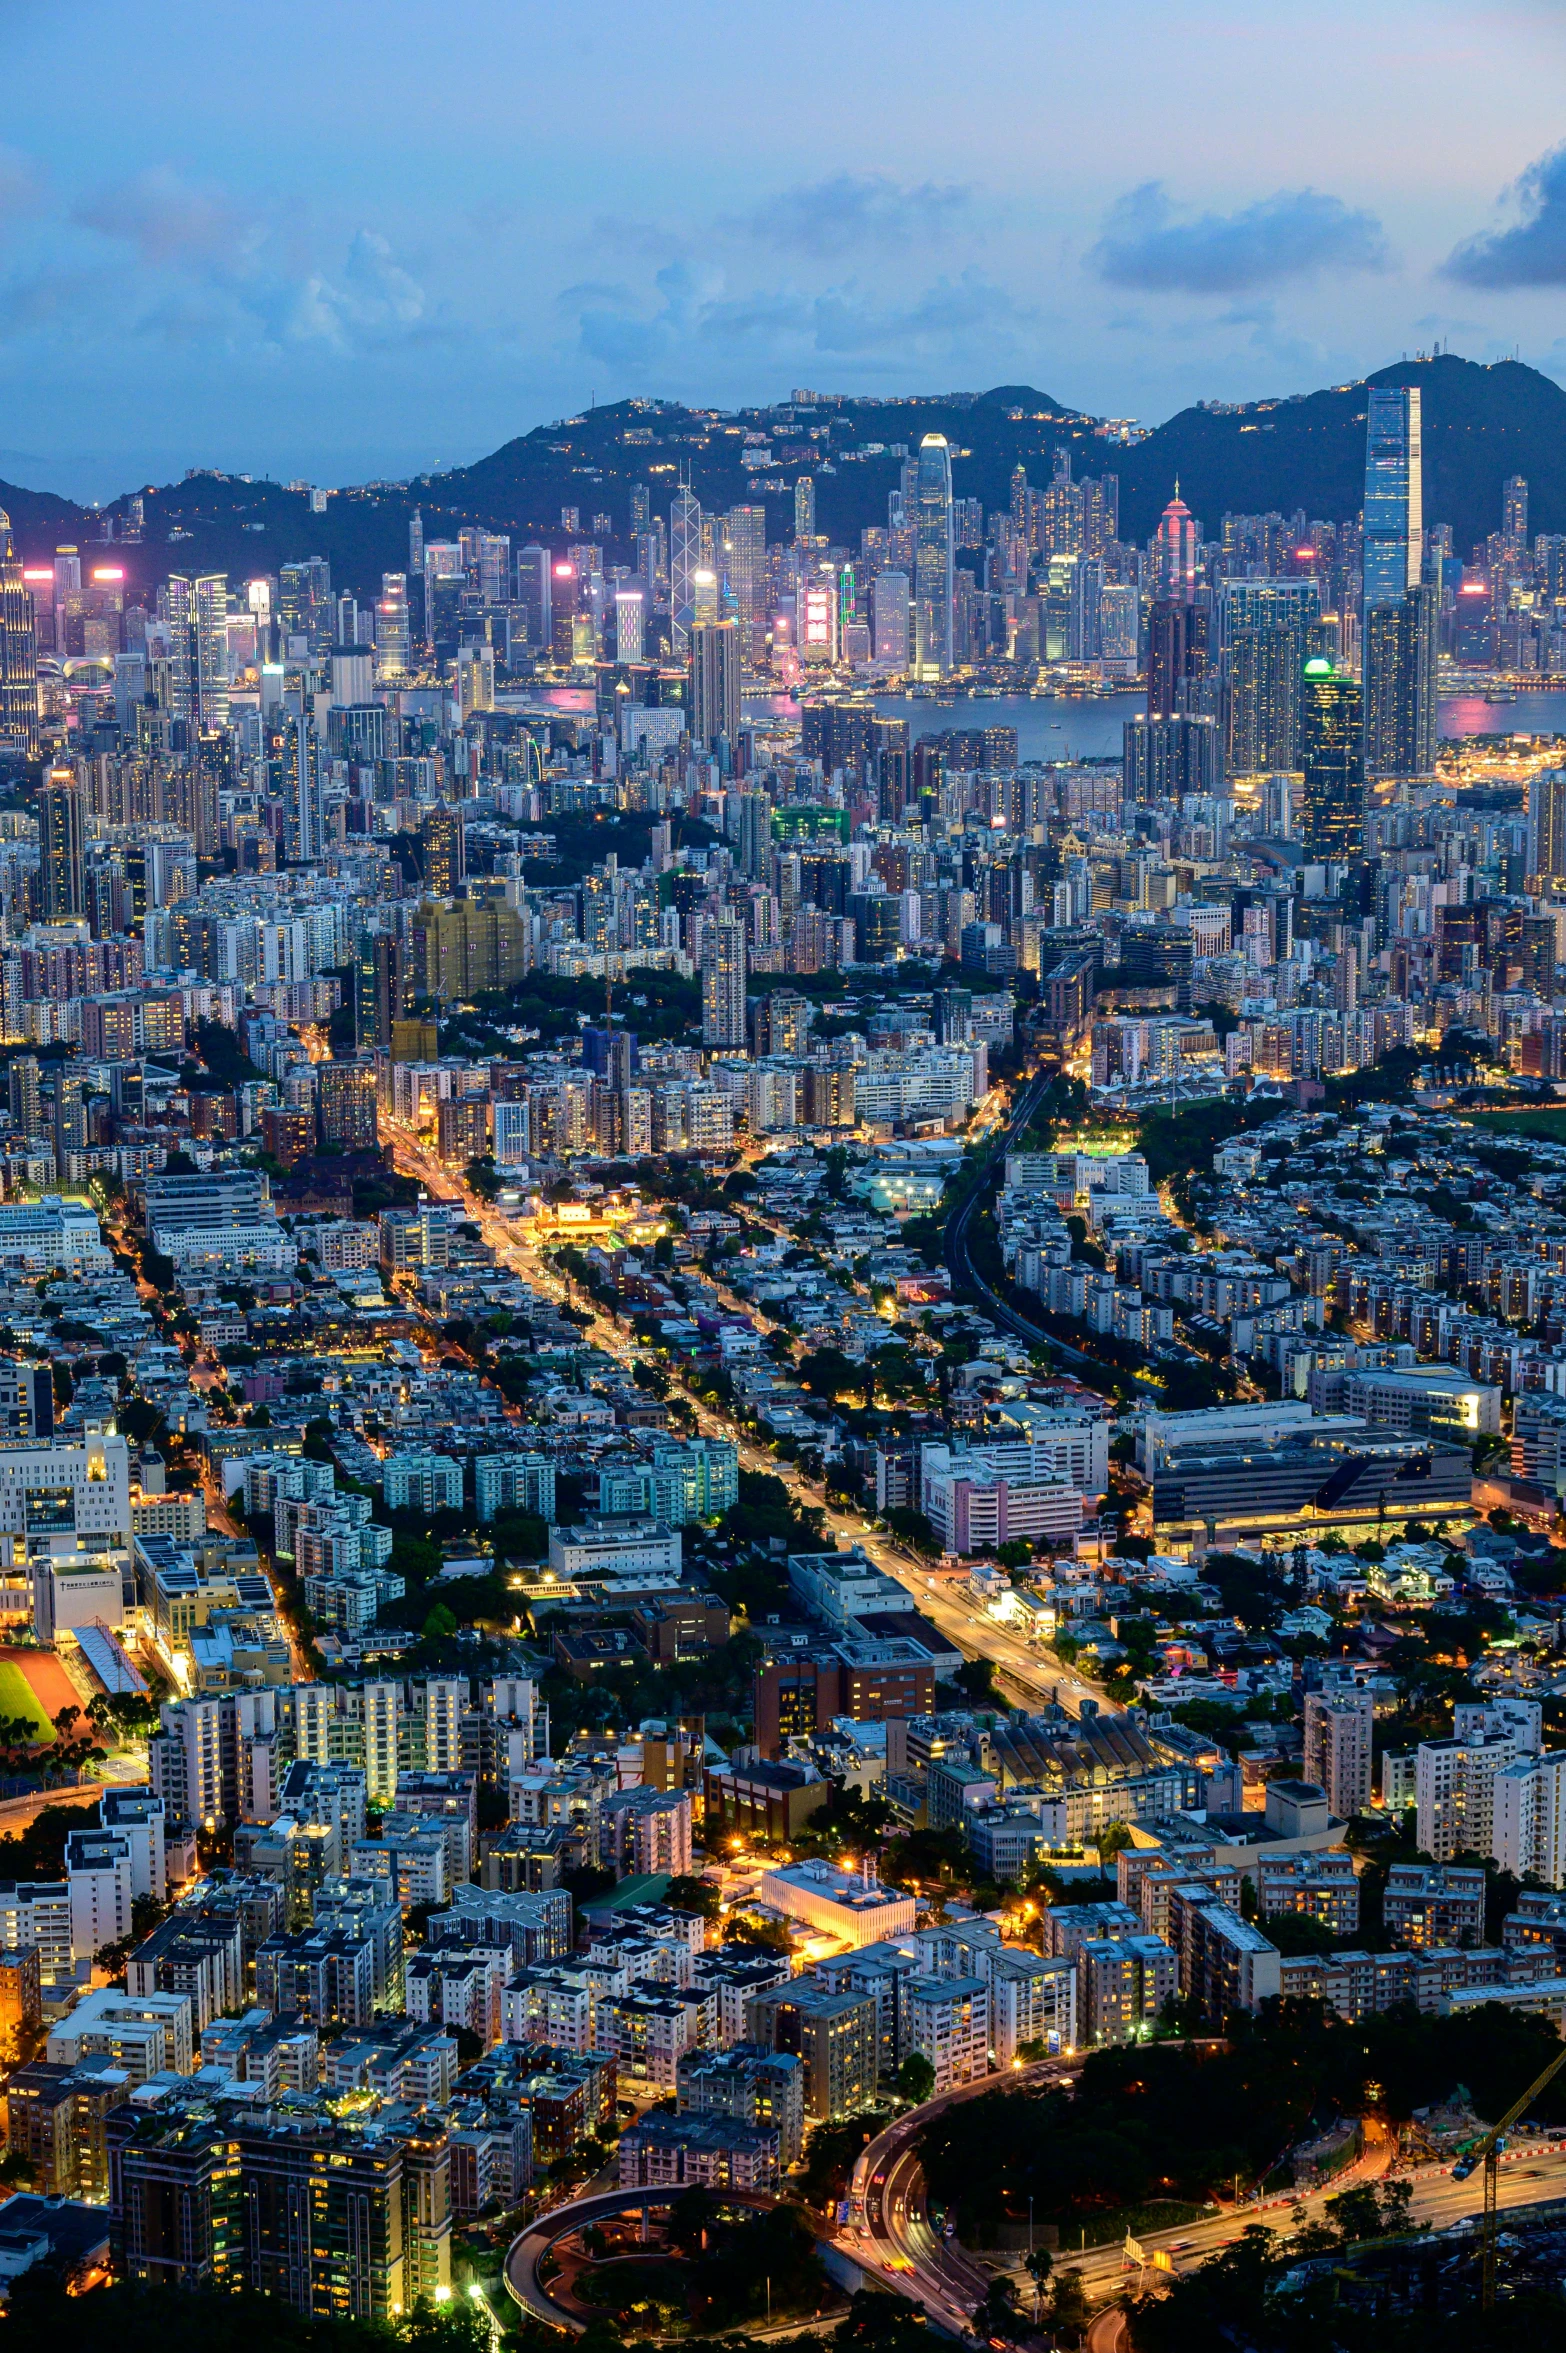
[
  {"xmin": 1151, "ymin": 492, "xmax": 1199, "ymax": 602},
  {"xmin": 1528, "ymin": 768, "xmax": 1566, "ymax": 888},
  {"xmin": 614, "ymin": 587, "xmax": 645, "ymax": 662},
  {"xmin": 422, "ymin": 807, "xmax": 465, "ymax": 896},
  {"xmin": 912, "ymin": 434, "xmax": 954, "ymax": 682},
  {"xmin": 1220, "ymin": 580, "xmax": 1319, "ymax": 773},
  {"xmin": 690, "ymin": 622, "xmax": 741, "ymax": 752},
  {"xmin": 794, "ymin": 476, "xmax": 816, "ymax": 543},
  {"xmin": 375, "ymin": 573, "xmax": 411, "ymax": 679},
  {"xmin": 38, "ymin": 768, "xmax": 85, "ymax": 919},
  {"xmin": 701, "ymin": 915, "xmax": 747, "ymax": 1048},
  {"xmin": 164, "ymin": 573, "xmax": 229, "ymax": 727},
  {"xmin": 1146, "ymin": 600, "xmax": 1209, "ymax": 719},
  {"xmin": 516, "ymin": 546, "xmax": 552, "ymax": 649},
  {"xmin": 1300, "ymin": 658, "xmax": 1364, "ymax": 858},
  {"xmin": 282, "ymin": 713, "xmax": 320, "ymax": 864},
  {"xmin": 670, "ymin": 483, "xmax": 702, "ymax": 655},
  {"xmin": 1363, "ymin": 586, "xmax": 1437, "ymax": 782},
  {"xmin": 1362, "ymin": 387, "xmax": 1433, "ymax": 783},
  {"xmin": 0, "ymin": 511, "xmax": 38, "ymax": 758},
  {"xmin": 1362, "ymin": 387, "xmax": 1422, "ymax": 608},
  {"xmin": 355, "ymin": 932, "xmax": 408, "ymax": 1053},
  {"xmin": 723, "ymin": 504, "xmax": 767, "ymax": 662},
  {"xmin": 194, "ymin": 575, "xmax": 230, "ymax": 727},
  {"xmin": 1504, "ymin": 474, "xmax": 1529, "ymax": 550}
]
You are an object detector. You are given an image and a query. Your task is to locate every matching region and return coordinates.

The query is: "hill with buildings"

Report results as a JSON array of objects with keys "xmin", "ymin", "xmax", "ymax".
[{"xmin": 4, "ymin": 353, "xmax": 1566, "ymax": 601}]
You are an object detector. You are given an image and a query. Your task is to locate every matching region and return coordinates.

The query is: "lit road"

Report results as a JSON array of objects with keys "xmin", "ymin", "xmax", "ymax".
[
  {"xmin": 381, "ymin": 1117, "xmax": 1112, "ymax": 1717},
  {"xmin": 843, "ymin": 2094, "xmax": 1566, "ymax": 2333}
]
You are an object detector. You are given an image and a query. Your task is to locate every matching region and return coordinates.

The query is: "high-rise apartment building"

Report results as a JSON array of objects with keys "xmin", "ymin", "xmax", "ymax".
[
  {"xmin": 701, "ymin": 915, "xmax": 747, "ymax": 1049},
  {"xmin": 912, "ymin": 435, "xmax": 954, "ymax": 681},
  {"xmin": 1303, "ymin": 1689, "xmax": 1373, "ymax": 1819},
  {"xmin": 1528, "ymin": 768, "xmax": 1566, "ymax": 887},
  {"xmin": 38, "ymin": 769, "xmax": 85, "ymax": 920}
]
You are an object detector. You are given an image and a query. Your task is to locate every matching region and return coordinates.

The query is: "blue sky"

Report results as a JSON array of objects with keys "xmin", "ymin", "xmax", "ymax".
[{"xmin": 4, "ymin": 0, "xmax": 1566, "ymax": 499}]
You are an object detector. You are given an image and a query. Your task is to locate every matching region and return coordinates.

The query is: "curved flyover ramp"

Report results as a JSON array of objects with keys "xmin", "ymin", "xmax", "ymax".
[{"xmin": 504, "ymin": 2184, "xmax": 779, "ymax": 2333}]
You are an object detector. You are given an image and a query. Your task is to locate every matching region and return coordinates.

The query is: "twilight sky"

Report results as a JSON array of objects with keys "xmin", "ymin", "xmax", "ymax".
[{"xmin": 4, "ymin": 0, "xmax": 1566, "ymax": 500}]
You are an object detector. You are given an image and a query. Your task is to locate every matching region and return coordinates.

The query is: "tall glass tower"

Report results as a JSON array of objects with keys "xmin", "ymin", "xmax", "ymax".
[
  {"xmin": 670, "ymin": 482, "xmax": 702, "ymax": 656},
  {"xmin": 1362, "ymin": 386, "xmax": 1434, "ymax": 781},
  {"xmin": 1363, "ymin": 387, "xmax": 1422, "ymax": 608},
  {"xmin": 913, "ymin": 434, "xmax": 954, "ymax": 681}
]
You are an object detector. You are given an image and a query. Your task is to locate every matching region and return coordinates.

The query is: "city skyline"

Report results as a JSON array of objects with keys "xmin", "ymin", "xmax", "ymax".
[{"xmin": 2, "ymin": 0, "xmax": 1566, "ymax": 497}]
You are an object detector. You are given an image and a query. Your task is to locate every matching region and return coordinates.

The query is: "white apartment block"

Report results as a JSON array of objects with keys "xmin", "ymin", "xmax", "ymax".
[
  {"xmin": 905, "ymin": 1975, "xmax": 990, "ymax": 2091},
  {"xmin": 1415, "ymin": 1735, "xmax": 1526, "ymax": 1863},
  {"xmin": 1493, "ymin": 1750, "xmax": 1566, "ymax": 1888}
]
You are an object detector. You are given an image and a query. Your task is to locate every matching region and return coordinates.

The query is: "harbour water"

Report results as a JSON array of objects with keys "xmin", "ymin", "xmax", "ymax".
[{"xmin": 533, "ymin": 685, "xmax": 1566, "ymax": 761}]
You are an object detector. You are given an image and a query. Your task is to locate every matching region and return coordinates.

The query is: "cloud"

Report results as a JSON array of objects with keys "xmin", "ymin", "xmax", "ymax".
[
  {"xmin": 73, "ymin": 166, "xmax": 248, "ymax": 265},
  {"xmin": 565, "ymin": 258, "xmax": 1028, "ymax": 378},
  {"xmin": 0, "ymin": 147, "xmax": 40, "ymax": 227},
  {"xmin": 1089, "ymin": 182, "xmax": 1390, "ymax": 294},
  {"xmin": 734, "ymin": 173, "xmax": 973, "ymax": 258},
  {"xmin": 1447, "ymin": 144, "xmax": 1566, "ymax": 286},
  {"xmin": 73, "ymin": 173, "xmax": 428, "ymax": 355}
]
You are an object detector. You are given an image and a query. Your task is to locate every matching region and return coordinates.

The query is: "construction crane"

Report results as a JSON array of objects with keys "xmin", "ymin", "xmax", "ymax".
[{"xmin": 1450, "ymin": 2041, "xmax": 1566, "ymax": 2307}]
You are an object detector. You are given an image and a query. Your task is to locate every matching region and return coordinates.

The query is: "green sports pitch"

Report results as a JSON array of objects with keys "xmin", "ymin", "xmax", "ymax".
[{"xmin": 0, "ymin": 1663, "xmax": 55, "ymax": 1744}]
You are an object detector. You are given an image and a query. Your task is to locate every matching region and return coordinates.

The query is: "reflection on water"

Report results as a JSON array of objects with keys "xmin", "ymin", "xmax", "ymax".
[{"xmin": 523, "ymin": 685, "xmax": 1566, "ymax": 763}]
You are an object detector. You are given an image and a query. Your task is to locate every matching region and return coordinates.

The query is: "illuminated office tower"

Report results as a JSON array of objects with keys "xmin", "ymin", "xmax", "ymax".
[
  {"xmin": 0, "ymin": 512, "xmax": 38, "ymax": 757},
  {"xmin": 670, "ymin": 483, "xmax": 702, "ymax": 655},
  {"xmin": 724, "ymin": 504, "xmax": 767, "ymax": 659},
  {"xmin": 38, "ymin": 768, "xmax": 85, "ymax": 919},
  {"xmin": 690, "ymin": 622, "xmax": 742, "ymax": 752},
  {"xmin": 516, "ymin": 546, "xmax": 552, "ymax": 649},
  {"xmin": 870, "ymin": 571, "xmax": 910, "ymax": 668},
  {"xmin": 1151, "ymin": 491, "xmax": 1199, "ymax": 602},
  {"xmin": 455, "ymin": 640, "xmax": 494, "ymax": 722},
  {"xmin": 912, "ymin": 434, "xmax": 954, "ymax": 681},
  {"xmin": 409, "ymin": 508, "xmax": 424, "ymax": 571},
  {"xmin": 477, "ymin": 532, "xmax": 511, "ymax": 604},
  {"xmin": 794, "ymin": 476, "xmax": 816, "ymax": 543},
  {"xmin": 376, "ymin": 573, "xmax": 411, "ymax": 679},
  {"xmin": 1528, "ymin": 768, "xmax": 1566, "ymax": 888},
  {"xmin": 422, "ymin": 542, "xmax": 464, "ymax": 658},
  {"xmin": 548, "ymin": 562, "xmax": 578, "ymax": 664},
  {"xmin": 1361, "ymin": 385, "xmax": 1433, "ymax": 780},
  {"xmin": 701, "ymin": 914, "xmax": 748, "ymax": 1048},
  {"xmin": 692, "ymin": 568, "xmax": 719, "ymax": 632},
  {"xmin": 163, "ymin": 574, "xmax": 196, "ymax": 719},
  {"xmin": 1299, "ymin": 658, "xmax": 1364, "ymax": 858},
  {"xmin": 1504, "ymin": 474, "xmax": 1529, "ymax": 549},
  {"xmin": 614, "ymin": 587, "xmax": 645, "ymax": 662},
  {"xmin": 193, "ymin": 573, "xmax": 229, "ymax": 727}
]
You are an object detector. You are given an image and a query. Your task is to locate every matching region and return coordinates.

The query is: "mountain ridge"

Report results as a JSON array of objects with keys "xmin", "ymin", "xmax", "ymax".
[{"xmin": 3, "ymin": 353, "xmax": 1560, "ymax": 601}]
